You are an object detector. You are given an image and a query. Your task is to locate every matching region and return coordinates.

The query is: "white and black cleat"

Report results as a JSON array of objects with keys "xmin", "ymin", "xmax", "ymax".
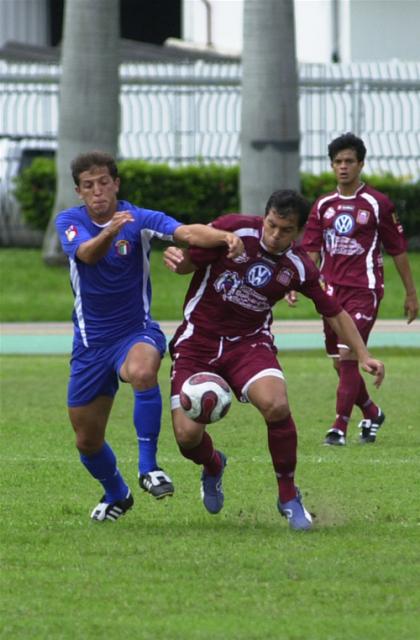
[
  {"xmin": 359, "ymin": 409, "xmax": 386, "ymax": 443},
  {"xmin": 90, "ymin": 491, "xmax": 134, "ymax": 522},
  {"xmin": 139, "ymin": 468, "xmax": 174, "ymax": 499},
  {"xmin": 324, "ymin": 428, "xmax": 346, "ymax": 446}
]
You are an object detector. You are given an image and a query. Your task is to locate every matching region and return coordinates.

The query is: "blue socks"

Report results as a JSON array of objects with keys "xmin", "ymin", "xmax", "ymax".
[
  {"xmin": 80, "ymin": 385, "xmax": 163, "ymax": 500},
  {"xmin": 133, "ymin": 385, "xmax": 162, "ymax": 475},
  {"xmin": 80, "ymin": 442, "xmax": 129, "ymax": 503}
]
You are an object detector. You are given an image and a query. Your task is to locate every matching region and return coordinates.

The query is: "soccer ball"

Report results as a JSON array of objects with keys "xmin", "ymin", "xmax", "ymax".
[{"xmin": 180, "ymin": 372, "xmax": 232, "ymax": 424}]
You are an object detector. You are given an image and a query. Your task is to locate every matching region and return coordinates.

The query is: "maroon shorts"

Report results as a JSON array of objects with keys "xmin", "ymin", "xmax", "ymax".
[
  {"xmin": 323, "ymin": 285, "xmax": 382, "ymax": 356},
  {"xmin": 169, "ymin": 327, "xmax": 284, "ymax": 406}
]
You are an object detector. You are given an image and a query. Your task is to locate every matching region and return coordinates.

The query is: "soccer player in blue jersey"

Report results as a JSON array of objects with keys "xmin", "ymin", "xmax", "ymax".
[{"xmin": 55, "ymin": 150, "xmax": 244, "ymax": 522}]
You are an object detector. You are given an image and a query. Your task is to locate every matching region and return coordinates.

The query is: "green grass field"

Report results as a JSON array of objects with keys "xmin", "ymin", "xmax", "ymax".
[
  {"xmin": 1, "ymin": 349, "xmax": 419, "ymax": 639},
  {"xmin": 1, "ymin": 248, "xmax": 419, "ymax": 322}
]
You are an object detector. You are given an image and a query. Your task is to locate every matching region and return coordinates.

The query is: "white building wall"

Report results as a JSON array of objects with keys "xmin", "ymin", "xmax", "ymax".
[
  {"xmin": 0, "ymin": 0, "xmax": 48, "ymax": 48},
  {"xmin": 349, "ymin": 0, "xmax": 420, "ymax": 61},
  {"xmin": 294, "ymin": 0, "xmax": 332, "ymax": 63},
  {"xmin": 182, "ymin": 0, "xmax": 420, "ymax": 63},
  {"xmin": 182, "ymin": 0, "xmax": 244, "ymax": 55}
]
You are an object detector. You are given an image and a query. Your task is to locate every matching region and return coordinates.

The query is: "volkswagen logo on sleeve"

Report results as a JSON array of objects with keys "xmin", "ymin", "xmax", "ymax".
[{"xmin": 334, "ymin": 213, "xmax": 355, "ymax": 235}]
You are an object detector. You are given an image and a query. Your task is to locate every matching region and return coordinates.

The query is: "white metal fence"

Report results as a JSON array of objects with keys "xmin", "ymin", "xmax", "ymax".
[{"xmin": 1, "ymin": 59, "xmax": 419, "ymax": 244}]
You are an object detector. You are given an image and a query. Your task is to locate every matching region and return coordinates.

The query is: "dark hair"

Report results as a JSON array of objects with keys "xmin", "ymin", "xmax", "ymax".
[
  {"xmin": 71, "ymin": 151, "xmax": 118, "ymax": 186},
  {"xmin": 264, "ymin": 189, "xmax": 310, "ymax": 229},
  {"xmin": 328, "ymin": 133, "xmax": 366, "ymax": 162}
]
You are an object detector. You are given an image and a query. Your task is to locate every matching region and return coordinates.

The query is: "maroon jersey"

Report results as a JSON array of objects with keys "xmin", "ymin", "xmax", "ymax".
[
  {"xmin": 301, "ymin": 183, "xmax": 407, "ymax": 291},
  {"xmin": 175, "ymin": 214, "xmax": 341, "ymax": 341}
]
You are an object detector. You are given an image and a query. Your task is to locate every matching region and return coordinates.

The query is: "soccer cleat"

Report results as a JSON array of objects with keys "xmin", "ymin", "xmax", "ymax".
[
  {"xmin": 90, "ymin": 491, "xmax": 134, "ymax": 522},
  {"xmin": 359, "ymin": 409, "xmax": 386, "ymax": 443},
  {"xmin": 200, "ymin": 451, "xmax": 227, "ymax": 514},
  {"xmin": 324, "ymin": 428, "xmax": 346, "ymax": 446},
  {"xmin": 139, "ymin": 468, "xmax": 174, "ymax": 499},
  {"xmin": 278, "ymin": 489, "xmax": 313, "ymax": 531}
]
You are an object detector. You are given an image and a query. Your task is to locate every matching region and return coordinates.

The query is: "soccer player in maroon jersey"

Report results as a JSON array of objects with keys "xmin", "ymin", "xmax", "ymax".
[
  {"xmin": 301, "ymin": 133, "xmax": 418, "ymax": 446},
  {"xmin": 164, "ymin": 190, "xmax": 385, "ymax": 530}
]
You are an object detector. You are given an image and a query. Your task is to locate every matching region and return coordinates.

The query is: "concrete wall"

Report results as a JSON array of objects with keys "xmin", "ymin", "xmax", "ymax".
[
  {"xmin": 0, "ymin": 0, "xmax": 48, "ymax": 48},
  {"xmin": 182, "ymin": 0, "xmax": 420, "ymax": 63},
  {"xmin": 349, "ymin": 0, "xmax": 420, "ymax": 61}
]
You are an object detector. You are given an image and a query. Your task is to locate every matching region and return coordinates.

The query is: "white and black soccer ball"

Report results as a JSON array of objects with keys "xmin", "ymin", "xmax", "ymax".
[{"xmin": 180, "ymin": 372, "xmax": 232, "ymax": 424}]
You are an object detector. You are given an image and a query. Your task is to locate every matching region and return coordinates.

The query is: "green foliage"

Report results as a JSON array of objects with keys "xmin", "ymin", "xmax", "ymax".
[
  {"xmin": 14, "ymin": 158, "xmax": 420, "ymax": 235},
  {"xmin": 13, "ymin": 157, "xmax": 56, "ymax": 231},
  {"xmin": 118, "ymin": 160, "xmax": 239, "ymax": 224},
  {"xmin": 1, "ymin": 350, "xmax": 420, "ymax": 639},
  {"xmin": 300, "ymin": 171, "xmax": 337, "ymax": 201}
]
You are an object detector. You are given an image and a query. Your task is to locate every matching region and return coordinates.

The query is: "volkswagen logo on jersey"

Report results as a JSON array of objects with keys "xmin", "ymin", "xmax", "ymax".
[
  {"xmin": 334, "ymin": 213, "xmax": 354, "ymax": 235},
  {"xmin": 246, "ymin": 263, "xmax": 273, "ymax": 287}
]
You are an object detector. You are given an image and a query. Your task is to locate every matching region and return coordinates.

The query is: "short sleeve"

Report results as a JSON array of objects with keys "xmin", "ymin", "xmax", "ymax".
[
  {"xmin": 301, "ymin": 202, "xmax": 323, "ymax": 253},
  {"xmin": 378, "ymin": 197, "xmax": 408, "ymax": 256},
  {"xmin": 55, "ymin": 210, "xmax": 92, "ymax": 259}
]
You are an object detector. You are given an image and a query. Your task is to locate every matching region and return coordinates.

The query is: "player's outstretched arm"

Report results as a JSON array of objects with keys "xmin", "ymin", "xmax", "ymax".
[
  {"xmin": 326, "ymin": 310, "xmax": 385, "ymax": 388},
  {"xmin": 174, "ymin": 224, "xmax": 244, "ymax": 259},
  {"xmin": 163, "ymin": 246, "xmax": 196, "ymax": 274},
  {"xmin": 392, "ymin": 252, "xmax": 419, "ymax": 324}
]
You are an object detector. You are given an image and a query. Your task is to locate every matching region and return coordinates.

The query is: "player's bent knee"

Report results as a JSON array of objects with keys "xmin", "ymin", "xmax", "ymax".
[
  {"xmin": 129, "ymin": 368, "xmax": 158, "ymax": 389},
  {"xmin": 259, "ymin": 398, "xmax": 290, "ymax": 423},
  {"xmin": 173, "ymin": 421, "xmax": 203, "ymax": 449},
  {"xmin": 75, "ymin": 436, "xmax": 104, "ymax": 456}
]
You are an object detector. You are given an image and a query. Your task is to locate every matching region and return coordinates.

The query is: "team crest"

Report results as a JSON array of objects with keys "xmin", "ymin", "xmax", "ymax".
[
  {"xmin": 277, "ymin": 268, "xmax": 294, "ymax": 286},
  {"xmin": 115, "ymin": 239, "xmax": 130, "ymax": 256},
  {"xmin": 324, "ymin": 207, "xmax": 336, "ymax": 220},
  {"xmin": 356, "ymin": 209, "xmax": 370, "ymax": 224},
  {"xmin": 65, "ymin": 225, "xmax": 78, "ymax": 242}
]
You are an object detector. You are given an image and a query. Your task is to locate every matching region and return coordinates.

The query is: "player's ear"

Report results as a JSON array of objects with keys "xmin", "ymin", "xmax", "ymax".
[
  {"xmin": 75, "ymin": 185, "xmax": 82, "ymax": 199},
  {"xmin": 115, "ymin": 177, "xmax": 120, "ymax": 192}
]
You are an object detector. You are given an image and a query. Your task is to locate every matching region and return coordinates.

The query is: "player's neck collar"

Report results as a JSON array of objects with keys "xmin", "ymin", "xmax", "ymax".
[
  {"xmin": 259, "ymin": 239, "xmax": 291, "ymax": 256},
  {"xmin": 337, "ymin": 182, "xmax": 365, "ymax": 198}
]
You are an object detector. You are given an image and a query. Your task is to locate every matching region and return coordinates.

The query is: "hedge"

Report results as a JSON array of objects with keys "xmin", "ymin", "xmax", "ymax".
[{"xmin": 13, "ymin": 158, "xmax": 420, "ymax": 237}]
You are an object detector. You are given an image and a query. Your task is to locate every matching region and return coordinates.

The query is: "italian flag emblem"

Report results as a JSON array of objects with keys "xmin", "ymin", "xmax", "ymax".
[{"xmin": 115, "ymin": 240, "xmax": 130, "ymax": 256}]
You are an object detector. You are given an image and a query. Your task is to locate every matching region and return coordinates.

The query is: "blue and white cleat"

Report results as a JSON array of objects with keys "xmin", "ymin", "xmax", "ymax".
[
  {"xmin": 200, "ymin": 451, "xmax": 227, "ymax": 514},
  {"xmin": 278, "ymin": 489, "xmax": 313, "ymax": 531}
]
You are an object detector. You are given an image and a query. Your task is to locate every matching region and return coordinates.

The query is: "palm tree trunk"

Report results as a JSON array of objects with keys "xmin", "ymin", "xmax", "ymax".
[
  {"xmin": 42, "ymin": 0, "xmax": 120, "ymax": 265},
  {"xmin": 240, "ymin": 0, "xmax": 300, "ymax": 215}
]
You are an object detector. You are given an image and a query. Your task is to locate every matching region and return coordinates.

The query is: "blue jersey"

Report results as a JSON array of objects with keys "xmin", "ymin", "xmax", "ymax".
[{"xmin": 56, "ymin": 200, "xmax": 182, "ymax": 347}]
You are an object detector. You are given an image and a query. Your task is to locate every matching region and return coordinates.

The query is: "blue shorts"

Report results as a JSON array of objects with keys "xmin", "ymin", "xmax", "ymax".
[{"xmin": 68, "ymin": 324, "xmax": 166, "ymax": 407}]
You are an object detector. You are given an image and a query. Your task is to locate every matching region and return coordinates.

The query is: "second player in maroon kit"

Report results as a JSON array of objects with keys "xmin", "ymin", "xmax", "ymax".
[
  {"xmin": 164, "ymin": 190, "xmax": 385, "ymax": 531},
  {"xmin": 302, "ymin": 133, "xmax": 418, "ymax": 446}
]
